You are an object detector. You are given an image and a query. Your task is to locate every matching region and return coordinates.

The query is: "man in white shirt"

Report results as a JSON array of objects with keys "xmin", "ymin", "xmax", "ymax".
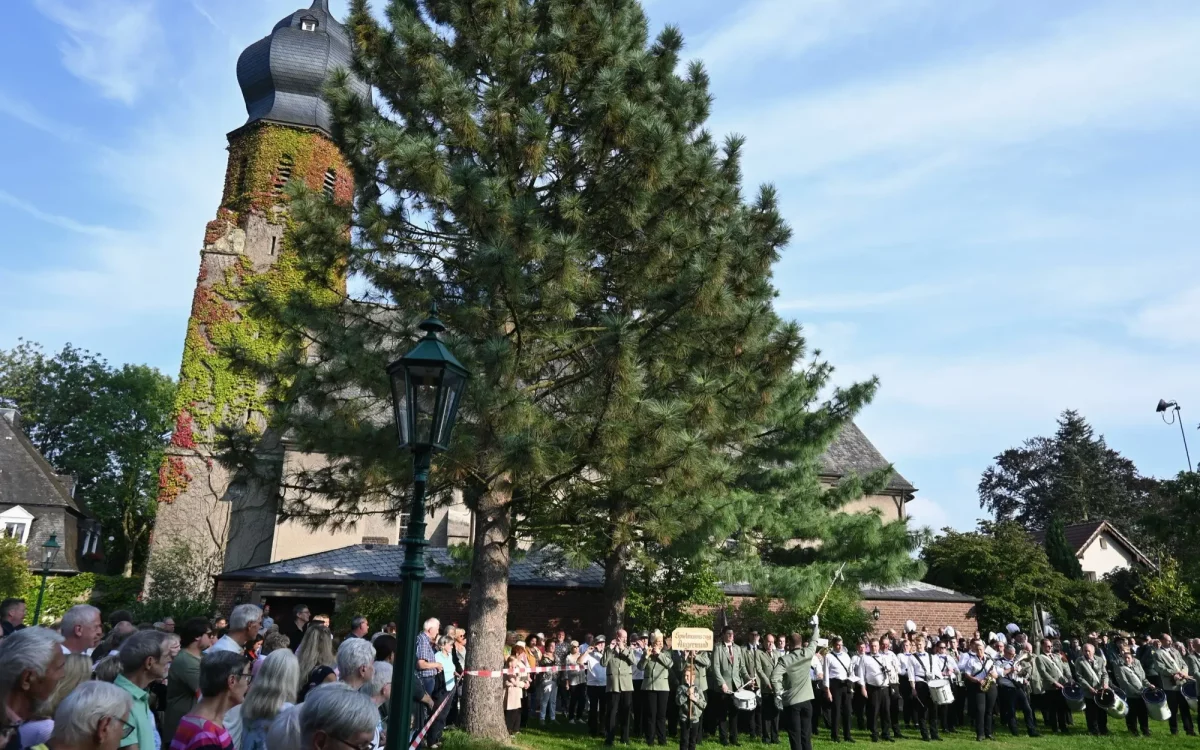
[
  {"xmin": 584, "ymin": 636, "xmax": 609, "ymax": 738},
  {"xmin": 958, "ymin": 639, "xmax": 1000, "ymax": 741},
  {"xmin": 60, "ymin": 604, "xmax": 101, "ymax": 656},
  {"xmin": 879, "ymin": 636, "xmax": 906, "ymax": 739},
  {"xmin": 859, "ymin": 639, "xmax": 894, "ymax": 742},
  {"xmin": 822, "ymin": 636, "xmax": 855, "ymax": 742},
  {"xmin": 207, "ymin": 603, "xmax": 261, "ymax": 655}
]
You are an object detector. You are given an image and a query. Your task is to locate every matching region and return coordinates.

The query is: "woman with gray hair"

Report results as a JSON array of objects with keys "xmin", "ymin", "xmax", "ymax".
[
  {"xmin": 235, "ymin": 648, "xmax": 299, "ymax": 750},
  {"xmin": 42, "ymin": 680, "xmax": 133, "ymax": 750},
  {"xmin": 297, "ymin": 684, "xmax": 380, "ymax": 750}
]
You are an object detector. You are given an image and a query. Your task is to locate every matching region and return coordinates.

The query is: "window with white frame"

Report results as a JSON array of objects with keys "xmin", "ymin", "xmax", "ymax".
[{"xmin": 0, "ymin": 506, "xmax": 34, "ymax": 545}]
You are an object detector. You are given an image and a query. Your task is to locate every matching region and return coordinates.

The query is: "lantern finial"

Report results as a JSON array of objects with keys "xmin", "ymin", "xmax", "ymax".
[{"xmin": 418, "ymin": 303, "xmax": 445, "ymax": 336}]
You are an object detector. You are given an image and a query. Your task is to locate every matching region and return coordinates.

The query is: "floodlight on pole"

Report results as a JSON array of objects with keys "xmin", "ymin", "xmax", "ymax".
[{"xmin": 1156, "ymin": 399, "xmax": 1192, "ymax": 472}]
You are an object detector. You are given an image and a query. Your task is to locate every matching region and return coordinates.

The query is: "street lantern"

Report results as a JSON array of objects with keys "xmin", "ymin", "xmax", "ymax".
[
  {"xmin": 386, "ymin": 308, "xmax": 469, "ymax": 453},
  {"xmin": 385, "ymin": 305, "xmax": 469, "ymax": 750},
  {"xmin": 872, "ymin": 606, "xmax": 882, "ymax": 622},
  {"xmin": 32, "ymin": 533, "xmax": 61, "ymax": 623}
]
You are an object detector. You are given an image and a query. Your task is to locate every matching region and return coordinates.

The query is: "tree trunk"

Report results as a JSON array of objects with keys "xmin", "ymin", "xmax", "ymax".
[
  {"xmin": 460, "ymin": 479, "xmax": 512, "ymax": 740},
  {"xmin": 603, "ymin": 539, "xmax": 630, "ymax": 636}
]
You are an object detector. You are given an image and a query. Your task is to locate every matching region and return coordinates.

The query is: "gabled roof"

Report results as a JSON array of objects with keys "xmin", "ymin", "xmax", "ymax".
[
  {"xmin": 217, "ymin": 545, "xmax": 605, "ymax": 589},
  {"xmin": 0, "ymin": 415, "xmax": 85, "ymax": 515},
  {"xmin": 820, "ymin": 422, "xmax": 915, "ymax": 493},
  {"xmin": 1030, "ymin": 520, "xmax": 1154, "ymax": 569}
]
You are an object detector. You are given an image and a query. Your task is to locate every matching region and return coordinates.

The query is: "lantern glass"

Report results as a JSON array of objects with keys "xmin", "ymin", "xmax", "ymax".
[
  {"xmin": 434, "ymin": 369, "xmax": 466, "ymax": 447},
  {"xmin": 407, "ymin": 363, "xmax": 442, "ymax": 447},
  {"xmin": 389, "ymin": 366, "xmax": 411, "ymax": 449},
  {"xmin": 42, "ymin": 534, "xmax": 60, "ymax": 567}
]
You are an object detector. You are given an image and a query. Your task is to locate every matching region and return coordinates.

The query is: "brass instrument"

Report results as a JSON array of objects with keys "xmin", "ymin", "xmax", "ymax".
[{"xmin": 981, "ymin": 673, "xmax": 997, "ymax": 692}]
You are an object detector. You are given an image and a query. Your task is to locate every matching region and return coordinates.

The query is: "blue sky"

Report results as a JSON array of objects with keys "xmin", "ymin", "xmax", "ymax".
[{"xmin": 2, "ymin": 0, "xmax": 1199, "ymax": 534}]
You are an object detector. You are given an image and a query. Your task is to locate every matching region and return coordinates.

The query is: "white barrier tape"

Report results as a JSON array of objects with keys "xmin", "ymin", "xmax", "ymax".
[
  {"xmin": 409, "ymin": 688, "xmax": 456, "ymax": 750},
  {"xmin": 463, "ymin": 663, "xmax": 587, "ymax": 677}
]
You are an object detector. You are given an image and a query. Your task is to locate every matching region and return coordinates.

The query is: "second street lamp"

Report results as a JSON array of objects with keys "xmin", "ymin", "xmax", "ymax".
[
  {"xmin": 385, "ymin": 306, "xmax": 469, "ymax": 750},
  {"xmin": 32, "ymin": 533, "xmax": 61, "ymax": 624}
]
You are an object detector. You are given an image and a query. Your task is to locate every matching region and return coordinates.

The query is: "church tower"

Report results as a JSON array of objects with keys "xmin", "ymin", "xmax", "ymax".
[{"xmin": 149, "ymin": 0, "xmax": 368, "ymax": 575}]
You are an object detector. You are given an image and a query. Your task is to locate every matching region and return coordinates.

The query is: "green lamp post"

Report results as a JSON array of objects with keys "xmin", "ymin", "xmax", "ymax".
[
  {"xmin": 385, "ymin": 306, "xmax": 469, "ymax": 750},
  {"xmin": 32, "ymin": 533, "xmax": 61, "ymax": 624}
]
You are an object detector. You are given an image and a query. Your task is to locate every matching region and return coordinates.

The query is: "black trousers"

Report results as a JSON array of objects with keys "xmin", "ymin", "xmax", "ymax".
[
  {"xmin": 899, "ymin": 676, "xmax": 914, "ymax": 727},
  {"xmin": 867, "ymin": 685, "xmax": 892, "ymax": 740},
  {"xmin": 644, "ymin": 690, "xmax": 669, "ymax": 744},
  {"xmin": 913, "ymin": 682, "xmax": 939, "ymax": 740},
  {"xmin": 887, "ymin": 684, "xmax": 903, "ymax": 735},
  {"xmin": 632, "ymin": 680, "xmax": 644, "ymax": 734},
  {"xmin": 1126, "ymin": 696, "xmax": 1150, "ymax": 736},
  {"xmin": 569, "ymin": 683, "xmax": 586, "ymax": 720},
  {"xmin": 829, "ymin": 679, "xmax": 854, "ymax": 741},
  {"xmin": 588, "ymin": 685, "xmax": 608, "ymax": 736},
  {"xmin": 853, "ymin": 687, "xmax": 867, "ymax": 730},
  {"xmin": 1039, "ymin": 687, "xmax": 1070, "ymax": 732},
  {"xmin": 679, "ymin": 719, "xmax": 700, "ymax": 750},
  {"xmin": 761, "ymin": 695, "xmax": 779, "ymax": 743},
  {"xmin": 999, "ymin": 685, "xmax": 1037, "ymax": 736},
  {"xmin": 966, "ymin": 682, "xmax": 997, "ymax": 739},
  {"xmin": 668, "ymin": 685, "xmax": 679, "ymax": 737},
  {"xmin": 606, "ymin": 690, "xmax": 633, "ymax": 745},
  {"xmin": 717, "ymin": 691, "xmax": 739, "ymax": 744},
  {"xmin": 782, "ymin": 701, "xmax": 812, "ymax": 750},
  {"xmin": 1167, "ymin": 688, "xmax": 1195, "ymax": 735},
  {"xmin": 1084, "ymin": 696, "xmax": 1109, "ymax": 735}
]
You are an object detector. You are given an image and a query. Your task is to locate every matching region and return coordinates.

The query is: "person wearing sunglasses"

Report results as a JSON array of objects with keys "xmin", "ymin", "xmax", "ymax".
[
  {"xmin": 170, "ymin": 651, "xmax": 252, "ymax": 750},
  {"xmin": 28, "ymin": 681, "xmax": 133, "ymax": 750}
]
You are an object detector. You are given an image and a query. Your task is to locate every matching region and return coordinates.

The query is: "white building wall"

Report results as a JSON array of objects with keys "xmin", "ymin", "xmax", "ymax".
[{"xmin": 1078, "ymin": 531, "xmax": 1135, "ymax": 579}]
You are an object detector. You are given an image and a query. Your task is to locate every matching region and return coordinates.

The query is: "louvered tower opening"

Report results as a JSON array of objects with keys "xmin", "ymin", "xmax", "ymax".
[
  {"xmin": 273, "ymin": 154, "xmax": 294, "ymax": 195},
  {"xmin": 323, "ymin": 168, "xmax": 337, "ymax": 198}
]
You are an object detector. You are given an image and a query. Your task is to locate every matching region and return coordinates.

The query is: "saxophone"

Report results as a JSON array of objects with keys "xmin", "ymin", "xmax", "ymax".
[{"xmin": 981, "ymin": 673, "xmax": 997, "ymax": 692}]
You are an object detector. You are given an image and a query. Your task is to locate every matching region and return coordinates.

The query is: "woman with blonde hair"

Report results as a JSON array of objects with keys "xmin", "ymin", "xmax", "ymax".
[
  {"xmin": 234, "ymin": 648, "xmax": 300, "ymax": 750},
  {"xmin": 17, "ymin": 653, "xmax": 93, "ymax": 747},
  {"xmin": 294, "ymin": 623, "xmax": 335, "ymax": 691}
]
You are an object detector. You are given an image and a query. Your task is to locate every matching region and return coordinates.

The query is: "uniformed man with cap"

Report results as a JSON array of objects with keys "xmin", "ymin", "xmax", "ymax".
[
  {"xmin": 771, "ymin": 616, "xmax": 821, "ymax": 750},
  {"xmin": 1114, "ymin": 647, "xmax": 1151, "ymax": 737},
  {"xmin": 1152, "ymin": 634, "xmax": 1194, "ymax": 736},
  {"xmin": 745, "ymin": 630, "xmax": 776, "ymax": 743},
  {"xmin": 712, "ymin": 625, "xmax": 750, "ymax": 745},
  {"xmin": 603, "ymin": 629, "xmax": 637, "ymax": 745},
  {"xmin": 1032, "ymin": 637, "xmax": 1070, "ymax": 734}
]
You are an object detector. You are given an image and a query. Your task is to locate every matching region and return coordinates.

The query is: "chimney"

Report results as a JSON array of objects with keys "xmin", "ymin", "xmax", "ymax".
[{"xmin": 0, "ymin": 407, "xmax": 18, "ymax": 429}]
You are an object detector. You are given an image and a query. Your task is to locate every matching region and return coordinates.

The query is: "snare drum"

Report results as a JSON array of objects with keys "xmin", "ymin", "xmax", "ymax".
[
  {"xmin": 733, "ymin": 689, "xmax": 758, "ymax": 712},
  {"xmin": 927, "ymin": 679, "xmax": 954, "ymax": 706}
]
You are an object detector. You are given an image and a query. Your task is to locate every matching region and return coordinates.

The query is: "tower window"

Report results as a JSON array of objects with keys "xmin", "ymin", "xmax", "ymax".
[
  {"xmin": 323, "ymin": 168, "xmax": 337, "ymax": 199},
  {"xmin": 270, "ymin": 236, "xmax": 277, "ymax": 256},
  {"xmin": 300, "ymin": 16, "xmax": 318, "ymax": 32},
  {"xmin": 273, "ymin": 154, "xmax": 294, "ymax": 196}
]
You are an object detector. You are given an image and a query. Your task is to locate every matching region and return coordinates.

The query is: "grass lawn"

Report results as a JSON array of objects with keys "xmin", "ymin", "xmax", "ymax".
[{"xmin": 442, "ymin": 718, "xmax": 1191, "ymax": 750}]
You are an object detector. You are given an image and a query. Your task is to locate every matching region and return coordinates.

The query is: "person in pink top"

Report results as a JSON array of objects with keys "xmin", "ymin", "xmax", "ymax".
[{"xmin": 169, "ymin": 651, "xmax": 252, "ymax": 750}]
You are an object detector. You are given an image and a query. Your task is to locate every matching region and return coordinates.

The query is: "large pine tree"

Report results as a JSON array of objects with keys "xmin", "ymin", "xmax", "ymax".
[{"xmin": 237, "ymin": 0, "xmax": 915, "ymax": 737}]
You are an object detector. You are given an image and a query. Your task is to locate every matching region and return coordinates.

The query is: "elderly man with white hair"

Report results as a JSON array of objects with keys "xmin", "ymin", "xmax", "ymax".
[
  {"xmin": 0, "ymin": 626, "xmax": 66, "ymax": 742},
  {"xmin": 209, "ymin": 603, "xmax": 262, "ymax": 656},
  {"xmin": 61, "ymin": 605, "xmax": 103, "ymax": 656},
  {"xmin": 46, "ymin": 680, "xmax": 133, "ymax": 750},
  {"xmin": 281, "ymin": 684, "xmax": 380, "ymax": 750},
  {"xmin": 116, "ymin": 630, "xmax": 178, "ymax": 750}
]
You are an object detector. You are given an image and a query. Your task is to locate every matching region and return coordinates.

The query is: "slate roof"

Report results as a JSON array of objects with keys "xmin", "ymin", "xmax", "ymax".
[
  {"xmin": 0, "ymin": 413, "xmax": 84, "ymax": 515},
  {"xmin": 858, "ymin": 580, "xmax": 979, "ymax": 603},
  {"xmin": 217, "ymin": 545, "xmax": 606, "ymax": 588},
  {"xmin": 236, "ymin": 0, "xmax": 370, "ymax": 136},
  {"xmin": 1029, "ymin": 520, "xmax": 1154, "ymax": 569},
  {"xmin": 820, "ymin": 422, "xmax": 914, "ymax": 493}
]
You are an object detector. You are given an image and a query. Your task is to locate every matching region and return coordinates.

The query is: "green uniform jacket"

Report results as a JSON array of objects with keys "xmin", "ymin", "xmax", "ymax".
[
  {"xmin": 1074, "ymin": 657, "xmax": 1108, "ymax": 693},
  {"xmin": 676, "ymin": 681, "xmax": 708, "ymax": 718},
  {"xmin": 1186, "ymin": 654, "xmax": 1200, "ymax": 684},
  {"xmin": 1153, "ymin": 647, "xmax": 1190, "ymax": 691},
  {"xmin": 1031, "ymin": 653, "xmax": 1065, "ymax": 695},
  {"xmin": 639, "ymin": 649, "xmax": 674, "ymax": 691},
  {"xmin": 711, "ymin": 642, "xmax": 750, "ymax": 692},
  {"xmin": 770, "ymin": 626, "xmax": 821, "ymax": 707},
  {"xmin": 1114, "ymin": 660, "xmax": 1149, "ymax": 696},
  {"xmin": 744, "ymin": 646, "xmax": 776, "ymax": 696},
  {"xmin": 673, "ymin": 650, "xmax": 711, "ymax": 690},
  {"xmin": 604, "ymin": 644, "xmax": 636, "ymax": 692}
]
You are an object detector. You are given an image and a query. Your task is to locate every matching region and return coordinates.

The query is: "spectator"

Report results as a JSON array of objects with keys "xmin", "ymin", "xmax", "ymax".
[
  {"xmin": 93, "ymin": 623, "xmax": 137, "ymax": 665},
  {"xmin": 383, "ymin": 623, "xmax": 396, "ymax": 635},
  {"xmin": 107, "ymin": 612, "xmax": 133, "ymax": 629},
  {"xmin": 566, "ymin": 641, "xmax": 586, "ymax": 723},
  {"xmin": 336, "ymin": 639, "xmax": 380, "ymax": 749},
  {"xmin": 92, "ymin": 656, "xmax": 121, "ymax": 684},
  {"xmin": 347, "ymin": 617, "xmax": 369, "ymax": 641},
  {"xmin": 18, "ymin": 653, "xmax": 92, "ymax": 748},
  {"xmin": 583, "ymin": 635, "xmax": 608, "ymax": 736},
  {"xmin": 279, "ymin": 606, "xmax": 309, "ymax": 650},
  {"xmin": 0, "ymin": 599, "xmax": 26, "ymax": 637},
  {"xmin": 415, "ymin": 618, "xmax": 441, "ymax": 733},
  {"xmin": 213, "ymin": 617, "xmax": 228, "ymax": 636},
  {"xmin": 296, "ymin": 684, "xmax": 379, "ymax": 750},
  {"xmin": 299, "ymin": 667, "xmax": 337, "ymax": 703},
  {"xmin": 263, "ymin": 706, "xmax": 300, "ymax": 750},
  {"xmin": 42, "ymin": 681, "xmax": 133, "ymax": 750},
  {"xmin": 0, "ymin": 626, "xmax": 66, "ymax": 736},
  {"xmin": 295, "ymin": 625, "xmax": 335, "ymax": 692},
  {"xmin": 209, "ymin": 605, "xmax": 261, "ymax": 656},
  {"xmin": 162, "ymin": 618, "xmax": 176, "ymax": 634},
  {"xmin": 169, "ymin": 651, "xmax": 250, "ymax": 750},
  {"xmin": 504, "ymin": 655, "xmax": 529, "ymax": 735},
  {"xmin": 232, "ymin": 649, "xmax": 298, "ymax": 750},
  {"xmin": 254, "ymin": 632, "xmax": 290, "ymax": 678},
  {"xmin": 259, "ymin": 606, "xmax": 274, "ymax": 633},
  {"xmin": 116, "ymin": 630, "xmax": 176, "ymax": 750},
  {"xmin": 165, "ymin": 618, "xmax": 214, "ymax": 745},
  {"xmin": 373, "ymin": 635, "xmax": 396, "ymax": 666},
  {"xmin": 371, "ymin": 661, "xmax": 393, "ymax": 721},
  {"xmin": 61, "ymin": 606, "xmax": 103, "ymax": 657}
]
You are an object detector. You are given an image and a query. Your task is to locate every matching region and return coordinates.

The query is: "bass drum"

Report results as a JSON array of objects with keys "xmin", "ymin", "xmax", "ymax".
[
  {"xmin": 1096, "ymin": 687, "xmax": 1128, "ymax": 719},
  {"xmin": 1062, "ymin": 683, "xmax": 1086, "ymax": 713},
  {"xmin": 1144, "ymin": 687, "xmax": 1172, "ymax": 722},
  {"xmin": 1184, "ymin": 680, "xmax": 1198, "ymax": 712}
]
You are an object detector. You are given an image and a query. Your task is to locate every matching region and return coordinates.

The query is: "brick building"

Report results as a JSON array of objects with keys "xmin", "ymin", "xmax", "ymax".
[{"xmin": 214, "ymin": 544, "xmax": 978, "ymax": 638}]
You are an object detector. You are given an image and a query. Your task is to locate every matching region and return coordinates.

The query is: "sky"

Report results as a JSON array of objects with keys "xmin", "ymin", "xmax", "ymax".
[{"xmin": 1, "ymin": 0, "xmax": 1198, "ymax": 535}]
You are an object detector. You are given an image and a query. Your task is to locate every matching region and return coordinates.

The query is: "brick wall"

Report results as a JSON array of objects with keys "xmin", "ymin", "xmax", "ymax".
[
  {"xmin": 214, "ymin": 580, "xmax": 255, "ymax": 613},
  {"xmin": 862, "ymin": 599, "xmax": 978, "ymax": 639}
]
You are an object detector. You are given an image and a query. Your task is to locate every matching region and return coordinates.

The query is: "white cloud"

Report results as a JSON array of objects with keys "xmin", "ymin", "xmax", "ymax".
[
  {"xmin": 691, "ymin": 0, "xmax": 916, "ymax": 78},
  {"xmin": 720, "ymin": 7, "xmax": 1200, "ymax": 180},
  {"xmin": 0, "ymin": 191, "xmax": 117, "ymax": 238},
  {"xmin": 0, "ymin": 92, "xmax": 83, "ymax": 142},
  {"xmin": 34, "ymin": 0, "xmax": 166, "ymax": 105},
  {"xmin": 1129, "ymin": 285, "xmax": 1200, "ymax": 346}
]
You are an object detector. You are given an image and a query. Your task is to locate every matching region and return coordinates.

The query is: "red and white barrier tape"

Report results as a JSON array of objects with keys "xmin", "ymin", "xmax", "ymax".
[
  {"xmin": 408, "ymin": 688, "xmax": 456, "ymax": 750},
  {"xmin": 462, "ymin": 664, "xmax": 586, "ymax": 677}
]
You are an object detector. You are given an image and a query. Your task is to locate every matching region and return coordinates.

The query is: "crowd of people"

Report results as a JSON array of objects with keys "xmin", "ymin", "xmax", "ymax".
[
  {"xmin": 499, "ymin": 619, "xmax": 1200, "ymax": 750},
  {"xmin": 3, "ymin": 592, "xmax": 1200, "ymax": 750}
]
